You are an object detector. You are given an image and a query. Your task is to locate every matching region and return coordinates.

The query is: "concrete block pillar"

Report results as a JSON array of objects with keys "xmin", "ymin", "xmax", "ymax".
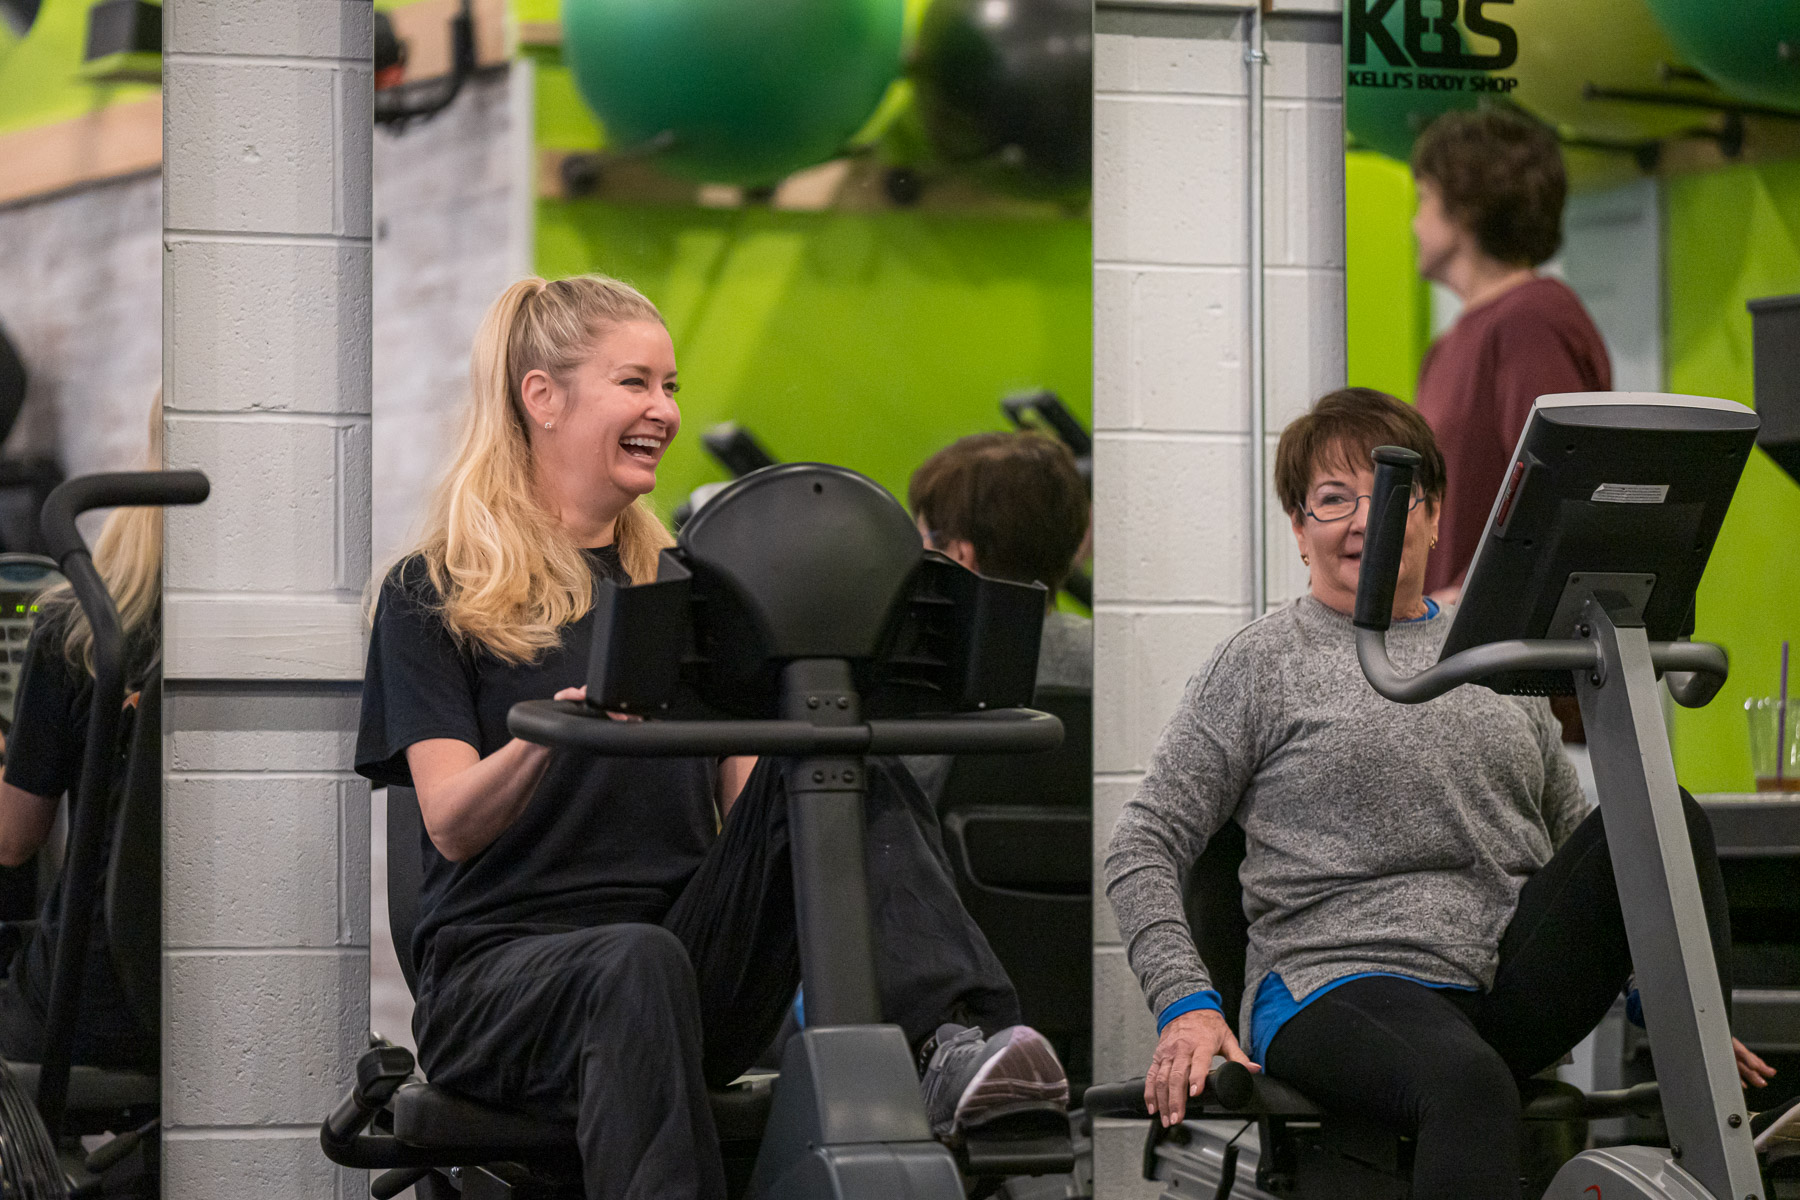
[
  {"xmin": 161, "ymin": 2, "xmax": 374, "ymax": 1195},
  {"xmin": 1091, "ymin": 4, "xmax": 1343, "ymax": 1193}
]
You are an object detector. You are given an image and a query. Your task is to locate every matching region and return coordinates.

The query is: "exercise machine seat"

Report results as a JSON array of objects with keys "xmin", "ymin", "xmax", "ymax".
[
  {"xmin": 1176, "ymin": 823, "xmax": 1660, "ymax": 1123},
  {"xmin": 392, "ymin": 1076, "xmax": 775, "ymax": 1155},
  {"xmin": 937, "ymin": 687, "xmax": 1091, "ymax": 1083},
  {"xmin": 384, "ymin": 787, "xmax": 777, "ymax": 1150}
]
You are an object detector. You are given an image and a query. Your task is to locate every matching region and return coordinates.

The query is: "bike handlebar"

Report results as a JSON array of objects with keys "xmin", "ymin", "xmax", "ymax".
[
  {"xmin": 507, "ymin": 701, "xmax": 1065, "ymax": 757},
  {"xmin": 1346, "ymin": 445, "xmax": 1729, "ymax": 709},
  {"xmin": 40, "ymin": 471, "xmax": 211, "ymax": 567},
  {"xmin": 1351, "ymin": 446, "xmax": 1420, "ymax": 633}
]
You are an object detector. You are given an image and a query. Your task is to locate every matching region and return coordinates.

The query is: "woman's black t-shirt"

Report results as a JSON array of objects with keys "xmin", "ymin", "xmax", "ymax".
[
  {"xmin": 355, "ymin": 548, "xmax": 716, "ymax": 989},
  {"xmin": 1, "ymin": 611, "xmax": 158, "ymax": 1060}
]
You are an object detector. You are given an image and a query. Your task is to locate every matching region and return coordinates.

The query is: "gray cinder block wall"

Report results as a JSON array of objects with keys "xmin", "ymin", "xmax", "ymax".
[
  {"xmin": 0, "ymin": 174, "xmax": 163, "ymax": 476},
  {"xmin": 161, "ymin": 2, "xmax": 375, "ymax": 1195},
  {"xmin": 1091, "ymin": 4, "xmax": 1344, "ymax": 1194}
]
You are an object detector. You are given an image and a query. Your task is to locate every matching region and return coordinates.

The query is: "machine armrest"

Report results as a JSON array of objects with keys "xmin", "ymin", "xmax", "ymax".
[{"xmin": 1083, "ymin": 1062, "xmax": 1261, "ymax": 1119}]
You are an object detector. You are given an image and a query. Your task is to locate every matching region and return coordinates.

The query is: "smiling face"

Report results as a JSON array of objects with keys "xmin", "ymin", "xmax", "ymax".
[
  {"xmin": 518, "ymin": 319, "xmax": 681, "ymax": 538},
  {"xmin": 1290, "ymin": 444, "xmax": 1440, "ymax": 618}
]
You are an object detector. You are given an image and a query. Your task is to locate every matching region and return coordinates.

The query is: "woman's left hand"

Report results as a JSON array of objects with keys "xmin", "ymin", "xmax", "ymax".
[{"xmin": 1736, "ymin": 1037, "xmax": 1776, "ymax": 1088}]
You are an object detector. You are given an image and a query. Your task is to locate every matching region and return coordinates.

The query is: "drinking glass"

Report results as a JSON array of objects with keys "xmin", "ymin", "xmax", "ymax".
[{"xmin": 1746, "ymin": 696, "xmax": 1800, "ymax": 793}]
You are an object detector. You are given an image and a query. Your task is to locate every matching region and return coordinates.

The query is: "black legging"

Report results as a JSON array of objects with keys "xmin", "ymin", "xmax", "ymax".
[{"xmin": 1262, "ymin": 790, "xmax": 1732, "ymax": 1200}]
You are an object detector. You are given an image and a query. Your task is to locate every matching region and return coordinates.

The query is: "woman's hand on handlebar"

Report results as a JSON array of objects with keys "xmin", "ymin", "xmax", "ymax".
[
  {"xmin": 1145, "ymin": 1008, "xmax": 1259, "ymax": 1127},
  {"xmin": 1736, "ymin": 1037, "xmax": 1776, "ymax": 1089}
]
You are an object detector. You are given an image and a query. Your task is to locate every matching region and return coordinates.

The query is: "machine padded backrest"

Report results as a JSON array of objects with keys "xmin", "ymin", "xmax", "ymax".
[
  {"xmin": 386, "ymin": 785, "xmax": 423, "ymax": 997},
  {"xmin": 104, "ymin": 676, "xmax": 161, "ymax": 1038},
  {"xmin": 1183, "ymin": 819, "xmax": 1250, "ymax": 1029},
  {"xmin": 678, "ymin": 464, "xmax": 923, "ymax": 662},
  {"xmin": 937, "ymin": 687, "xmax": 1092, "ymax": 815}
]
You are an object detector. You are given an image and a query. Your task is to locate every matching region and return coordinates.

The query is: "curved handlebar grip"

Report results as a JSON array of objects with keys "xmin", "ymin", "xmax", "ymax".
[
  {"xmin": 40, "ymin": 471, "xmax": 211, "ymax": 566},
  {"xmin": 1656, "ymin": 641, "xmax": 1730, "ymax": 709},
  {"xmin": 1351, "ymin": 446, "xmax": 1420, "ymax": 633}
]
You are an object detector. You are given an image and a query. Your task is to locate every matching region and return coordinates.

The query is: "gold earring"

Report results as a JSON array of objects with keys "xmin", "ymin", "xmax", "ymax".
[
  {"xmin": 1429, "ymin": 537, "xmax": 1437, "ymax": 548},
  {"xmin": 1301, "ymin": 554, "xmax": 1310, "ymax": 565}
]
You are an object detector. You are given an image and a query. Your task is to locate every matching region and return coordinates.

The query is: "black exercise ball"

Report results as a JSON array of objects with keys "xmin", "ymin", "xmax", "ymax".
[{"xmin": 911, "ymin": 0, "xmax": 1091, "ymax": 190}]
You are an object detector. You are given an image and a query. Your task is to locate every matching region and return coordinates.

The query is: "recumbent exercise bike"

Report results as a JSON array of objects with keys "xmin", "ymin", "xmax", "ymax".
[
  {"xmin": 1085, "ymin": 392, "xmax": 1799, "ymax": 1200},
  {"xmin": 321, "ymin": 463, "xmax": 1084, "ymax": 1199}
]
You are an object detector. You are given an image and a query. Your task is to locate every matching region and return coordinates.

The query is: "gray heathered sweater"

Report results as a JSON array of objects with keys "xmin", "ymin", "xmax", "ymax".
[{"xmin": 1104, "ymin": 596, "xmax": 1587, "ymax": 1041}]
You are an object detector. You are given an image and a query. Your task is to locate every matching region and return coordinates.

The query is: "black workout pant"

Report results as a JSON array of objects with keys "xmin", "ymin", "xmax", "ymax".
[
  {"xmin": 1262, "ymin": 791, "xmax": 1732, "ymax": 1200},
  {"xmin": 411, "ymin": 757, "xmax": 1020, "ymax": 1200}
]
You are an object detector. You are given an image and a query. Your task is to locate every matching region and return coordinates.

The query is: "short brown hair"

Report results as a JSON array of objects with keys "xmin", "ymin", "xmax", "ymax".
[
  {"xmin": 908, "ymin": 432, "xmax": 1089, "ymax": 592},
  {"xmin": 1412, "ymin": 108, "xmax": 1565, "ymax": 267},
  {"xmin": 1274, "ymin": 388, "xmax": 1447, "ymax": 519}
]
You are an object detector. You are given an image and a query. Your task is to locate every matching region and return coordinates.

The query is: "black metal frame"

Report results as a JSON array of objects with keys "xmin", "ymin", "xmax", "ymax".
[{"xmin": 33, "ymin": 471, "xmax": 208, "ymax": 1137}]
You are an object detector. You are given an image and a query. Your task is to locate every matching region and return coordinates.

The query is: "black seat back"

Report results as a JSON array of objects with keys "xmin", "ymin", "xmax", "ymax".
[
  {"xmin": 386, "ymin": 786, "xmax": 423, "ymax": 997},
  {"xmin": 938, "ymin": 687, "xmax": 1092, "ymax": 1088},
  {"xmin": 1183, "ymin": 819, "xmax": 1250, "ymax": 1028},
  {"xmin": 103, "ymin": 674, "xmax": 162, "ymax": 1039}
]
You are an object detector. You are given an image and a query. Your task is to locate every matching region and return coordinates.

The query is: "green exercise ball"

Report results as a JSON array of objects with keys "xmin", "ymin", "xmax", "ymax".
[
  {"xmin": 1645, "ymin": 0, "xmax": 1800, "ymax": 111},
  {"xmin": 563, "ymin": 0, "xmax": 906, "ymax": 185}
]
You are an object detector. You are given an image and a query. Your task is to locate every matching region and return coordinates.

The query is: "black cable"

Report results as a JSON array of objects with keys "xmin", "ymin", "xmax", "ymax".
[{"xmin": 1210, "ymin": 1119, "xmax": 1254, "ymax": 1200}]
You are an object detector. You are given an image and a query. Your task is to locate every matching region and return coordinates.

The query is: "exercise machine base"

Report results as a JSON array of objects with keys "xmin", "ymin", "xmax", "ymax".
[{"xmin": 748, "ymin": 1024, "xmax": 963, "ymax": 1198}]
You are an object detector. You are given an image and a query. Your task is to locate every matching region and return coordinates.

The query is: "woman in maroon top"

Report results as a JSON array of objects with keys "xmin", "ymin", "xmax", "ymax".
[{"xmin": 1411, "ymin": 110, "xmax": 1611, "ymax": 599}]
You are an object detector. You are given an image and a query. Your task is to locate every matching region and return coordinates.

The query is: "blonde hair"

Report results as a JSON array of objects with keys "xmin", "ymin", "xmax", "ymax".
[
  {"xmin": 44, "ymin": 392, "xmax": 165, "ymax": 676},
  {"xmin": 409, "ymin": 274, "xmax": 676, "ymax": 663}
]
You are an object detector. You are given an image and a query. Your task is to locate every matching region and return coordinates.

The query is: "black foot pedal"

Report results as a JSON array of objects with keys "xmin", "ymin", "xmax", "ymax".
[{"xmin": 955, "ymin": 1101, "xmax": 1075, "ymax": 1178}]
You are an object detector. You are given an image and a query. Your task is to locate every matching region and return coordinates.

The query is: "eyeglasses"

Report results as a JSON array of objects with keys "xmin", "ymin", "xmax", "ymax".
[{"xmin": 1303, "ymin": 488, "xmax": 1426, "ymax": 524}]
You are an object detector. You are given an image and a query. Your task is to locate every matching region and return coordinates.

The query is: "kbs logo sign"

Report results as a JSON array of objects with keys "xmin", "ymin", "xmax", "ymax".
[{"xmin": 1347, "ymin": 0, "xmax": 1519, "ymax": 93}]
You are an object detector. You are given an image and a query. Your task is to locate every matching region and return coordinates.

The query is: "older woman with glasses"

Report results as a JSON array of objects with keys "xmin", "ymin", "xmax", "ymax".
[{"xmin": 1104, "ymin": 387, "xmax": 1773, "ymax": 1200}]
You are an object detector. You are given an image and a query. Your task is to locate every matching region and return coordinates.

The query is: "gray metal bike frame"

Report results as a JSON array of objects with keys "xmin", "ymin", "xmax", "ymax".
[{"xmin": 1575, "ymin": 598, "xmax": 1761, "ymax": 1200}]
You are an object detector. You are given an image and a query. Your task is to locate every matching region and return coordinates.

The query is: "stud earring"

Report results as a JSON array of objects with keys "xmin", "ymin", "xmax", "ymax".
[
  {"xmin": 1429, "ymin": 537, "xmax": 1437, "ymax": 548},
  {"xmin": 544, "ymin": 420, "xmax": 554, "ymax": 430},
  {"xmin": 1301, "ymin": 554, "xmax": 1310, "ymax": 565}
]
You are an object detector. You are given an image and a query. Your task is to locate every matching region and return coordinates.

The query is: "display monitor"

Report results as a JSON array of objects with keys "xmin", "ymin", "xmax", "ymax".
[{"xmin": 1440, "ymin": 392, "xmax": 1759, "ymax": 696}]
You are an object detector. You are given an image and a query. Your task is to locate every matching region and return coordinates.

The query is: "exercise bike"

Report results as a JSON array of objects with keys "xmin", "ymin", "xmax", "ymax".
[
  {"xmin": 0, "ymin": 471, "xmax": 210, "ymax": 1199},
  {"xmin": 1086, "ymin": 392, "xmax": 1799, "ymax": 1199},
  {"xmin": 321, "ymin": 462, "xmax": 1080, "ymax": 1199}
]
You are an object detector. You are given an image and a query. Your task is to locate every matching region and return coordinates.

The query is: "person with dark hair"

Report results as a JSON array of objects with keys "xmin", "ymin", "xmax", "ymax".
[
  {"xmin": 907, "ymin": 431, "xmax": 1091, "ymax": 691},
  {"xmin": 1411, "ymin": 108, "xmax": 1611, "ymax": 599},
  {"xmin": 1105, "ymin": 388, "xmax": 1771, "ymax": 1200}
]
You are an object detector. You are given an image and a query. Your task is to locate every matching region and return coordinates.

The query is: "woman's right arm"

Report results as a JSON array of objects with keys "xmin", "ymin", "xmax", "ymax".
[
  {"xmin": 1104, "ymin": 640, "xmax": 1266, "ymax": 1124},
  {"xmin": 406, "ymin": 686, "xmax": 586, "ymax": 862}
]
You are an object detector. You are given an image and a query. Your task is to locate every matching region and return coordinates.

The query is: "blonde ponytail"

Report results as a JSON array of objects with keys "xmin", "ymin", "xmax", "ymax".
[
  {"xmin": 45, "ymin": 392, "xmax": 165, "ymax": 676},
  {"xmin": 405, "ymin": 274, "xmax": 676, "ymax": 663}
]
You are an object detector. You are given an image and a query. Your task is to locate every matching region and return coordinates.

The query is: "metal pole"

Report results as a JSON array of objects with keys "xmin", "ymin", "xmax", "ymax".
[
  {"xmin": 1246, "ymin": 5, "xmax": 1269, "ymax": 617},
  {"xmin": 1575, "ymin": 600, "xmax": 1762, "ymax": 1200},
  {"xmin": 782, "ymin": 660, "xmax": 881, "ymax": 1026}
]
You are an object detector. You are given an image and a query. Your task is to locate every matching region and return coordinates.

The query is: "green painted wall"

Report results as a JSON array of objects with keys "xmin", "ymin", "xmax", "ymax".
[
  {"xmin": 1344, "ymin": 151, "xmax": 1431, "ymax": 404},
  {"xmin": 536, "ymin": 201, "xmax": 1094, "ymax": 518},
  {"xmin": 0, "ymin": 0, "xmax": 157, "ymax": 135},
  {"xmin": 1664, "ymin": 162, "xmax": 1800, "ymax": 792}
]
